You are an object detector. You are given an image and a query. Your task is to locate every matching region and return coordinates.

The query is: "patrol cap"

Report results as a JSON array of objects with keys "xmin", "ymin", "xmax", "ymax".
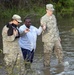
[
  {"xmin": 46, "ymin": 4, "xmax": 54, "ymax": 11},
  {"xmin": 12, "ymin": 14, "xmax": 22, "ymax": 23}
]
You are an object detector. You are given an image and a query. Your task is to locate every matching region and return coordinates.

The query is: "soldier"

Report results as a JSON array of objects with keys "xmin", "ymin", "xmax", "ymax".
[
  {"xmin": 2, "ymin": 14, "xmax": 25, "ymax": 75},
  {"xmin": 40, "ymin": 4, "xmax": 63, "ymax": 67}
]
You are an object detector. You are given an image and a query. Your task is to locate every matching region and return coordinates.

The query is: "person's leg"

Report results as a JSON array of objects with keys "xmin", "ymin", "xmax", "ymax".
[
  {"xmin": 22, "ymin": 50, "xmax": 32, "ymax": 70},
  {"xmin": 26, "ymin": 50, "xmax": 31, "ymax": 62},
  {"xmin": 4, "ymin": 54, "xmax": 16, "ymax": 75},
  {"xmin": 43, "ymin": 42, "xmax": 53, "ymax": 67},
  {"xmin": 30, "ymin": 49, "xmax": 34, "ymax": 63},
  {"xmin": 24, "ymin": 49, "xmax": 34, "ymax": 70},
  {"xmin": 21, "ymin": 48, "xmax": 34, "ymax": 63},
  {"xmin": 16, "ymin": 53, "xmax": 25, "ymax": 75},
  {"xmin": 21, "ymin": 48, "xmax": 31, "ymax": 70},
  {"xmin": 54, "ymin": 40, "xmax": 64, "ymax": 64},
  {"xmin": 21, "ymin": 48, "xmax": 27, "ymax": 60},
  {"xmin": 26, "ymin": 49, "xmax": 34, "ymax": 63}
]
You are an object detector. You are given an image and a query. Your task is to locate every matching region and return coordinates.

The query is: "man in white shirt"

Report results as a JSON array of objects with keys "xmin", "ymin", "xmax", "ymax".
[{"xmin": 19, "ymin": 17, "xmax": 42, "ymax": 65}]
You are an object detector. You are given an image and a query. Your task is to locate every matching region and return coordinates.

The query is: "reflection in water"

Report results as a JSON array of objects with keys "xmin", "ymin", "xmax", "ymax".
[{"xmin": 0, "ymin": 18, "xmax": 74, "ymax": 75}]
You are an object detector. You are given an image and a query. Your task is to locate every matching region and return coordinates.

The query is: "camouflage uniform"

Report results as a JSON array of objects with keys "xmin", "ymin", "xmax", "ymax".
[
  {"xmin": 2, "ymin": 26, "xmax": 25, "ymax": 75},
  {"xmin": 41, "ymin": 14, "xmax": 63, "ymax": 67}
]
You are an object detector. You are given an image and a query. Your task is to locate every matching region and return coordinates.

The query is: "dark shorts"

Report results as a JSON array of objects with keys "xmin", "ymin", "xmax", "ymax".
[{"xmin": 21, "ymin": 48, "xmax": 34, "ymax": 63}]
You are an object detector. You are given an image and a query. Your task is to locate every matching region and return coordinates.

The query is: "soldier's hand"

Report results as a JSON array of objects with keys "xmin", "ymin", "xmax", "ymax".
[
  {"xmin": 41, "ymin": 25, "xmax": 46, "ymax": 30},
  {"xmin": 13, "ymin": 29, "xmax": 18, "ymax": 36}
]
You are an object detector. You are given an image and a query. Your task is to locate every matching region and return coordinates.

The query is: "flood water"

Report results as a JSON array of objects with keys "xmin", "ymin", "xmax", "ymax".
[{"xmin": 0, "ymin": 16, "xmax": 74, "ymax": 75}]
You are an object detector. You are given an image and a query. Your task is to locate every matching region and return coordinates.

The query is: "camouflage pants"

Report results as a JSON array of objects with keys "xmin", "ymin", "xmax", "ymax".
[
  {"xmin": 4, "ymin": 53, "xmax": 25, "ymax": 75},
  {"xmin": 43, "ymin": 40, "xmax": 63, "ymax": 67}
]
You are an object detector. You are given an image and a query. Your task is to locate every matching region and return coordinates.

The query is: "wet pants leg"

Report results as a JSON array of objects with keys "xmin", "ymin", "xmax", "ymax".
[
  {"xmin": 54, "ymin": 40, "xmax": 63, "ymax": 64},
  {"xmin": 21, "ymin": 48, "xmax": 34, "ymax": 63},
  {"xmin": 4, "ymin": 53, "xmax": 25, "ymax": 75},
  {"xmin": 43, "ymin": 42, "xmax": 53, "ymax": 67}
]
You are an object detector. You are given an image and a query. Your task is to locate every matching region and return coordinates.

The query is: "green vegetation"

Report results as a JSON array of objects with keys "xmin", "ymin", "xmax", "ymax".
[
  {"xmin": 0, "ymin": 49, "xmax": 2, "ymax": 53},
  {"xmin": 0, "ymin": 6, "xmax": 45, "ymax": 20},
  {"xmin": 0, "ymin": 0, "xmax": 74, "ymax": 19}
]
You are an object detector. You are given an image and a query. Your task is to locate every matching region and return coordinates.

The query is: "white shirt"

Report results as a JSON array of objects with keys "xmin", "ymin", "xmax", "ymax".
[{"xmin": 19, "ymin": 24, "xmax": 42, "ymax": 51}]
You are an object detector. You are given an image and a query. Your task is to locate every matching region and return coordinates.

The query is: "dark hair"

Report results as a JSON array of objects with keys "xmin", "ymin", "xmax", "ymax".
[{"xmin": 24, "ymin": 17, "xmax": 31, "ymax": 22}]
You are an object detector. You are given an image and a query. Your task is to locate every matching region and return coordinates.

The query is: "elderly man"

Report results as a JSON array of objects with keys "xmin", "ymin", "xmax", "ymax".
[
  {"xmin": 40, "ymin": 4, "xmax": 63, "ymax": 67},
  {"xmin": 2, "ymin": 14, "xmax": 25, "ymax": 75}
]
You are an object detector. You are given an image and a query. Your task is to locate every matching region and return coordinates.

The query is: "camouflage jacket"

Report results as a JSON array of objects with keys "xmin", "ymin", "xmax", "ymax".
[
  {"xmin": 40, "ymin": 14, "xmax": 60, "ymax": 42},
  {"xmin": 2, "ymin": 25, "xmax": 21, "ymax": 55}
]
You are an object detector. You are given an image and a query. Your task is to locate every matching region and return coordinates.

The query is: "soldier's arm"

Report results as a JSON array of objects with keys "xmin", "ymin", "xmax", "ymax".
[
  {"xmin": 4, "ymin": 30, "xmax": 17, "ymax": 42},
  {"xmin": 40, "ymin": 18, "xmax": 47, "ymax": 31},
  {"xmin": 2, "ymin": 26, "xmax": 17, "ymax": 42}
]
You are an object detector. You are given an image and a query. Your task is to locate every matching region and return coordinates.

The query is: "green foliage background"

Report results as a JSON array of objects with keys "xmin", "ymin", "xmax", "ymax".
[{"xmin": 0, "ymin": 0, "xmax": 74, "ymax": 19}]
